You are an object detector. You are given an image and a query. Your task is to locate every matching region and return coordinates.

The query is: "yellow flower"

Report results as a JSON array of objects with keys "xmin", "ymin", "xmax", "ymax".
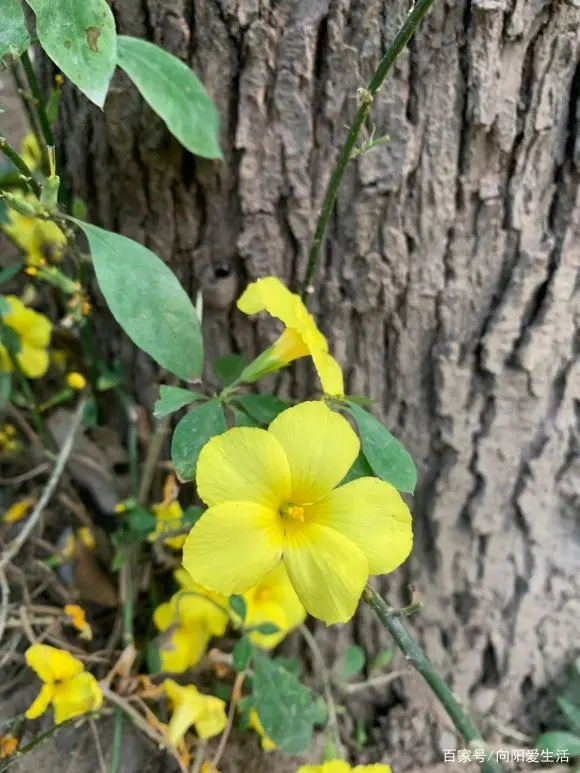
[
  {"xmin": 183, "ymin": 402, "xmax": 412, "ymax": 625},
  {"xmin": 64, "ymin": 604, "xmax": 93, "ymax": 640},
  {"xmin": 2, "ymin": 197, "xmax": 66, "ymax": 266},
  {"xmin": 20, "ymin": 133, "xmax": 42, "ymax": 170},
  {"xmin": 237, "ymin": 277, "xmax": 344, "ymax": 396},
  {"xmin": 298, "ymin": 764, "xmax": 391, "ymax": 773},
  {"xmin": 162, "ymin": 679, "xmax": 227, "ymax": 746},
  {"xmin": 3, "ymin": 496, "xmax": 35, "ymax": 524},
  {"xmin": 153, "ymin": 574, "xmax": 229, "ymax": 673},
  {"xmin": 0, "ymin": 735, "xmax": 18, "ymax": 759},
  {"xmin": 243, "ymin": 563, "xmax": 305, "ymax": 649},
  {"xmin": 149, "ymin": 500, "xmax": 186, "ymax": 550},
  {"xmin": 77, "ymin": 527, "xmax": 96, "ymax": 549},
  {"xmin": 0, "ymin": 296, "xmax": 52, "ymax": 378},
  {"xmin": 0, "ymin": 423, "xmax": 18, "ymax": 454},
  {"xmin": 200, "ymin": 764, "xmax": 220, "ymax": 773},
  {"xmin": 25, "ymin": 643, "xmax": 102, "ymax": 724},
  {"xmin": 248, "ymin": 709, "xmax": 276, "ymax": 751},
  {"xmin": 66, "ymin": 372, "xmax": 86, "ymax": 390}
]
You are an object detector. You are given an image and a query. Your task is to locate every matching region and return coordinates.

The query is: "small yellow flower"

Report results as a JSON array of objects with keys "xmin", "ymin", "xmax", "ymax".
[
  {"xmin": 149, "ymin": 500, "xmax": 186, "ymax": 550},
  {"xmin": 243, "ymin": 563, "xmax": 305, "ymax": 649},
  {"xmin": 0, "ymin": 735, "xmax": 18, "ymax": 759},
  {"xmin": 59, "ymin": 532, "xmax": 77, "ymax": 560},
  {"xmin": 0, "ymin": 423, "xmax": 18, "ymax": 454},
  {"xmin": 0, "ymin": 296, "xmax": 52, "ymax": 378},
  {"xmin": 25, "ymin": 643, "xmax": 102, "ymax": 724},
  {"xmin": 200, "ymin": 763, "xmax": 220, "ymax": 773},
  {"xmin": 183, "ymin": 402, "xmax": 413, "ymax": 625},
  {"xmin": 20, "ymin": 133, "xmax": 42, "ymax": 170},
  {"xmin": 297, "ymin": 764, "xmax": 391, "ymax": 773},
  {"xmin": 64, "ymin": 604, "xmax": 93, "ymax": 640},
  {"xmin": 3, "ymin": 496, "xmax": 35, "ymax": 524},
  {"xmin": 237, "ymin": 277, "xmax": 343, "ymax": 396},
  {"xmin": 162, "ymin": 679, "xmax": 227, "ymax": 746},
  {"xmin": 153, "ymin": 572, "xmax": 229, "ymax": 673},
  {"xmin": 66, "ymin": 372, "xmax": 86, "ymax": 390},
  {"xmin": 248, "ymin": 709, "xmax": 276, "ymax": 751},
  {"xmin": 77, "ymin": 527, "xmax": 96, "ymax": 550},
  {"xmin": 2, "ymin": 197, "xmax": 66, "ymax": 266}
]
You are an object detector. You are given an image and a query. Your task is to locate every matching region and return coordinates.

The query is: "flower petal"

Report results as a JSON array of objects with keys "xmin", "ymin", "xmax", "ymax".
[
  {"xmin": 17, "ymin": 343, "xmax": 49, "ymax": 379},
  {"xmin": 268, "ymin": 402, "xmax": 359, "ymax": 503},
  {"xmin": 25, "ymin": 683, "xmax": 54, "ymax": 719},
  {"xmin": 283, "ymin": 523, "xmax": 368, "ymax": 624},
  {"xmin": 182, "ymin": 502, "xmax": 284, "ymax": 595},
  {"xmin": 237, "ymin": 277, "xmax": 299, "ymax": 328},
  {"xmin": 309, "ymin": 346, "xmax": 344, "ymax": 396},
  {"xmin": 159, "ymin": 627, "xmax": 210, "ymax": 673},
  {"xmin": 308, "ymin": 478, "xmax": 413, "ymax": 574},
  {"xmin": 194, "ymin": 694, "xmax": 227, "ymax": 739},
  {"xmin": 25, "ymin": 643, "xmax": 84, "ymax": 682},
  {"xmin": 196, "ymin": 427, "xmax": 290, "ymax": 508},
  {"xmin": 51, "ymin": 672, "xmax": 103, "ymax": 724}
]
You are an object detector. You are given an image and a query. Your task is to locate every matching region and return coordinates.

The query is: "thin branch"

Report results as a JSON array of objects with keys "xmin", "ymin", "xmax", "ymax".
[
  {"xmin": 300, "ymin": 0, "xmax": 436, "ymax": 300},
  {"xmin": 210, "ymin": 671, "xmax": 245, "ymax": 770},
  {"xmin": 363, "ymin": 586, "xmax": 504, "ymax": 773},
  {"xmin": 300, "ymin": 624, "xmax": 344, "ymax": 759},
  {"xmin": 341, "ymin": 668, "xmax": 410, "ymax": 695},
  {"xmin": 0, "ymin": 571, "xmax": 9, "ymax": 643},
  {"xmin": 138, "ymin": 417, "xmax": 170, "ymax": 505},
  {"xmin": 21, "ymin": 51, "xmax": 55, "ymax": 149}
]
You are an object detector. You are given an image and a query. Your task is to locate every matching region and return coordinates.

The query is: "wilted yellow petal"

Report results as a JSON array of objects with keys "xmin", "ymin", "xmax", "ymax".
[
  {"xmin": 163, "ymin": 680, "xmax": 226, "ymax": 745},
  {"xmin": 25, "ymin": 683, "xmax": 54, "ymax": 719},
  {"xmin": 77, "ymin": 527, "xmax": 96, "ymax": 550},
  {"xmin": 51, "ymin": 672, "xmax": 103, "ymax": 724},
  {"xmin": 64, "ymin": 604, "xmax": 93, "ymax": 641},
  {"xmin": 0, "ymin": 735, "xmax": 18, "ymax": 759}
]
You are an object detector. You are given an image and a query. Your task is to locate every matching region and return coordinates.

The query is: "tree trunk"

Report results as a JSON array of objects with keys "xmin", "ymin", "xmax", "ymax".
[{"xmin": 54, "ymin": 0, "xmax": 580, "ymax": 768}]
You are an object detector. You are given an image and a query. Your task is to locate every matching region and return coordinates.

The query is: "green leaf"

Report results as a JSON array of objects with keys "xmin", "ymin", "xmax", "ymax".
[
  {"xmin": 538, "ymin": 731, "xmax": 580, "ymax": 757},
  {"xmin": 0, "ymin": 262, "xmax": 22, "ymax": 286},
  {"xmin": 127, "ymin": 507, "xmax": 157, "ymax": 533},
  {"xmin": 252, "ymin": 651, "xmax": 315, "ymax": 755},
  {"xmin": 341, "ymin": 451, "xmax": 374, "ymax": 485},
  {"xmin": 247, "ymin": 622, "xmax": 280, "ymax": 636},
  {"xmin": 171, "ymin": 399, "xmax": 226, "ymax": 480},
  {"xmin": 311, "ymin": 696, "xmax": 328, "ymax": 726},
  {"xmin": 77, "ymin": 221, "xmax": 204, "ymax": 380},
  {"xmin": 346, "ymin": 401, "xmax": 417, "ymax": 493},
  {"xmin": 342, "ymin": 645, "xmax": 365, "ymax": 677},
  {"xmin": 233, "ymin": 636, "xmax": 253, "ymax": 671},
  {"xmin": 25, "ymin": 0, "xmax": 116, "ymax": 108},
  {"xmin": 0, "ymin": 371, "xmax": 11, "ymax": 404},
  {"xmin": 116, "ymin": 35, "xmax": 222, "ymax": 159},
  {"xmin": 0, "ymin": 0, "xmax": 30, "ymax": 69},
  {"xmin": 274, "ymin": 657, "xmax": 301, "ymax": 677},
  {"xmin": 181, "ymin": 505, "xmax": 204, "ymax": 527},
  {"xmin": 213, "ymin": 354, "xmax": 247, "ymax": 387},
  {"xmin": 229, "ymin": 594, "xmax": 247, "ymax": 621},
  {"xmin": 154, "ymin": 385, "xmax": 205, "ymax": 419},
  {"xmin": 231, "ymin": 406, "xmax": 260, "ymax": 427},
  {"xmin": 559, "ymin": 696, "xmax": 580, "ymax": 734},
  {"xmin": 234, "ymin": 394, "xmax": 290, "ymax": 425},
  {"xmin": 369, "ymin": 647, "xmax": 394, "ymax": 673}
]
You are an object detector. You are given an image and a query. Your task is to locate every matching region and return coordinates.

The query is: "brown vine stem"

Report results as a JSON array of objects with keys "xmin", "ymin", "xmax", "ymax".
[
  {"xmin": 363, "ymin": 586, "xmax": 504, "ymax": 773},
  {"xmin": 301, "ymin": 0, "xmax": 436, "ymax": 301}
]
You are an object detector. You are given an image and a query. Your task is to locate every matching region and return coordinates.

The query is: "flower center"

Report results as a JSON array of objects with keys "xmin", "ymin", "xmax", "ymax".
[{"xmin": 279, "ymin": 503, "xmax": 305, "ymax": 522}]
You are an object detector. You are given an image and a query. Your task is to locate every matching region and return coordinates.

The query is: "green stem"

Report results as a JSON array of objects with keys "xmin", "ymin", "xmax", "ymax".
[
  {"xmin": 0, "ymin": 137, "xmax": 41, "ymax": 197},
  {"xmin": 300, "ymin": 0, "xmax": 436, "ymax": 301},
  {"xmin": 108, "ymin": 706, "xmax": 124, "ymax": 773},
  {"xmin": 10, "ymin": 63, "xmax": 44, "ymax": 155},
  {"xmin": 21, "ymin": 51, "xmax": 55, "ymax": 149},
  {"xmin": 363, "ymin": 587, "xmax": 504, "ymax": 773}
]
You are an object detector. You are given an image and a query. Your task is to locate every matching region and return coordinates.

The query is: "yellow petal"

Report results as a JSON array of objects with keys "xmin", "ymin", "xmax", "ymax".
[
  {"xmin": 159, "ymin": 626, "xmax": 210, "ymax": 673},
  {"xmin": 182, "ymin": 502, "xmax": 284, "ymax": 596},
  {"xmin": 269, "ymin": 328, "xmax": 310, "ymax": 363},
  {"xmin": 247, "ymin": 599, "xmax": 289, "ymax": 650},
  {"xmin": 283, "ymin": 523, "xmax": 368, "ymax": 624},
  {"xmin": 51, "ymin": 672, "xmax": 103, "ymax": 724},
  {"xmin": 268, "ymin": 402, "xmax": 359, "ymax": 503},
  {"xmin": 245, "ymin": 564, "xmax": 306, "ymax": 649},
  {"xmin": 196, "ymin": 427, "xmax": 291, "ymax": 508},
  {"xmin": 25, "ymin": 683, "xmax": 54, "ymax": 719},
  {"xmin": 0, "ymin": 345, "xmax": 13, "ymax": 373},
  {"xmin": 17, "ymin": 343, "xmax": 49, "ymax": 378},
  {"xmin": 25, "ymin": 643, "xmax": 84, "ymax": 682},
  {"xmin": 309, "ymin": 346, "xmax": 344, "ymax": 396},
  {"xmin": 237, "ymin": 277, "xmax": 299, "ymax": 326},
  {"xmin": 153, "ymin": 599, "xmax": 175, "ymax": 632},
  {"xmin": 193, "ymin": 693, "xmax": 227, "ymax": 739},
  {"xmin": 308, "ymin": 478, "xmax": 413, "ymax": 574},
  {"xmin": 3, "ymin": 496, "xmax": 35, "ymax": 523},
  {"xmin": 177, "ymin": 593, "xmax": 229, "ymax": 637},
  {"xmin": 297, "ymin": 763, "xmax": 352, "ymax": 773},
  {"xmin": 163, "ymin": 680, "xmax": 226, "ymax": 744}
]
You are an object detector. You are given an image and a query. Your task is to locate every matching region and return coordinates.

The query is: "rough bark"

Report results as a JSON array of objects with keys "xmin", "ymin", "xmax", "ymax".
[{"xmin": 51, "ymin": 0, "xmax": 580, "ymax": 769}]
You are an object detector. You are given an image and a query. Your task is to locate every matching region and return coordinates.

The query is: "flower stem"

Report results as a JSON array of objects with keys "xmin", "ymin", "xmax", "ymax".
[
  {"xmin": 21, "ymin": 51, "xmax": 55, "ymax": 149},
  {"xmin": 0, "ymin": 137, "xmax": 41, "ymax": 197},
  {"xmin": 363, "ymin": 586, "xmax": 504, "ymax": 773},
  {"xmin": 11, "ymin": 62, "xmax": 44, "ymax": 155},
  {"xmin": 300, "ymin": 0, "xmax": 436, "ymax": 301}
]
